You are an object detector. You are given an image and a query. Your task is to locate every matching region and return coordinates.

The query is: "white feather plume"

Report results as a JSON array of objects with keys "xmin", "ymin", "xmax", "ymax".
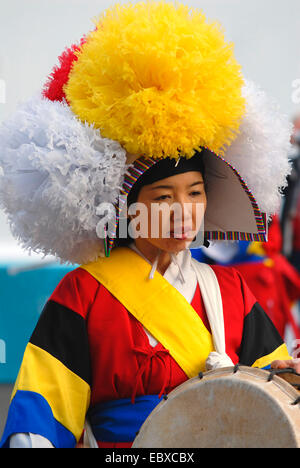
[
  {"xmin": 0, "ymin": 94, "xmax": 127, "ymax": 264},
  {"xmin": 223, "ymin": 80, "xmax": 293, "ymax": 215}
]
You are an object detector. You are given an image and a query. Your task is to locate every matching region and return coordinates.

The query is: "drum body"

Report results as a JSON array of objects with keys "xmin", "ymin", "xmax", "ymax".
[{"xmin": 133, "ymin": 366, "xmax": 300, "ymax": 448}]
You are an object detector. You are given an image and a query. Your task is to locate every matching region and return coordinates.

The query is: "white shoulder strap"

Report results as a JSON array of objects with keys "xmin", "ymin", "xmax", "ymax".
[{"xmin": 191, "ymin": 259, "xmax": 234, "ymax": 370}]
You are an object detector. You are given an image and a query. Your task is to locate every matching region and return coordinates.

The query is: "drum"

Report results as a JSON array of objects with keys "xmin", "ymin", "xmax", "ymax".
[{"xmin": 132, "ymin": 366, "xmax": 300, "ymax": 448}]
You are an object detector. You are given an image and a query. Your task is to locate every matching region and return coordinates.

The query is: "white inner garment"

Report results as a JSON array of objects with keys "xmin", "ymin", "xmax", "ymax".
[{"xmin": 129, "ymin": 243, "xmax": 198, "ymax": 347}]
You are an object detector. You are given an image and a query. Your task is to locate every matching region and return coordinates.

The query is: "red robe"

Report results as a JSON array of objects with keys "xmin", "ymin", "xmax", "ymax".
[
  {"xmin": 234, "ymin": 217, "xmax": 300, "ymax": 339},
  {"xmin": 0, "ymin": 260, "xmax": 288, "ymax": 448},
  {"xmin": 50, "ymin": 264, "xmax": 285, "ymax": 447}
]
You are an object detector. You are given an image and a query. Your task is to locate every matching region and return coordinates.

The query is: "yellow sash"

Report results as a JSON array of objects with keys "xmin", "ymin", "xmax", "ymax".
[{"xmin": 81, "ymin": 247, "xmax": 214, "ymax": 377}]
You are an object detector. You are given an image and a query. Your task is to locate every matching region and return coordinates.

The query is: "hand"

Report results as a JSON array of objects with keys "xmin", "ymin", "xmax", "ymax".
[{"xmin": 271, "ymin": 358, "xmax": 300, "ymax": 374}]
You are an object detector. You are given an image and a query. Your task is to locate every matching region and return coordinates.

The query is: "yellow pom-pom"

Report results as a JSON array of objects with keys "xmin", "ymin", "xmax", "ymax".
[{"xmin": 65, "ymin": 1, "xmax": 245, "ymax": 160}]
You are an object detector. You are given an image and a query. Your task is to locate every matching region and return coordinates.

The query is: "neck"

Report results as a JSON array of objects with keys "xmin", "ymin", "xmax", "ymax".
[{"xmin": 133, "ymin": 239, "xmax": 174, "ymax": 275}]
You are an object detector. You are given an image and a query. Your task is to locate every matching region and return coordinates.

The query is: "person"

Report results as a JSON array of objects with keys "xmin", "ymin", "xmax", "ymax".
[
  {"xmin": 281, "ymin": 114, "xmax": 300, "ymax": 272},
  {"xmin": 192, "ymin": 216, "xmax": 300, "ymax": 342},
  {"xmin": 0, "ymin": 1, "xmax": 296, "ymax": 448}
]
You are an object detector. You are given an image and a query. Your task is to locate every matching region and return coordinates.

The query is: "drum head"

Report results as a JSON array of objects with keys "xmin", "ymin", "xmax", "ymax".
[{"xmin": 133, "ymin": 366, "xmax": 300, "ymax": 448}]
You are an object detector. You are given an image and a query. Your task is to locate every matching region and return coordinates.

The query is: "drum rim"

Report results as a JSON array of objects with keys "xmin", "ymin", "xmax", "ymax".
[
  {"xmin": 133, "ymin": 365, "xmax": 300, "ymax": 448},
  {"xmin": 167, "ymin": 365, "xmax": 300, "ymax": 402}
]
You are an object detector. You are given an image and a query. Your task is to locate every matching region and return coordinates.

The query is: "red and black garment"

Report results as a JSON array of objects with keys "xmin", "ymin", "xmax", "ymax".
[{"xmin": 0, "ymin": 263, "xmax": 289, "ymax": 448}]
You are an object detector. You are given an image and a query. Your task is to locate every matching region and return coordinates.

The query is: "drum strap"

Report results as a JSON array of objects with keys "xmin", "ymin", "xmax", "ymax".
[
  {"xmin": 191, "ymin": 259, "xmax": 234, "ymax": 370},
  {"xmin": 81, "ymin": 246, "xmax": 215, "ymax": 379}
]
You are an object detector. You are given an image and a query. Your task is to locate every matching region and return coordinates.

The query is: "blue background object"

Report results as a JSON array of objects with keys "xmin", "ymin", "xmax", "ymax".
[{"xmin": 0, "ymin": 260, "xmax": 74, "ymax": 383}]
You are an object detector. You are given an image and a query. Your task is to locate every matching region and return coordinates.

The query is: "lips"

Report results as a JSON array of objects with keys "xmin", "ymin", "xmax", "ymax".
[{"xmin": 167, "ymin": 226, "xmax": 194, "ymax": 239}]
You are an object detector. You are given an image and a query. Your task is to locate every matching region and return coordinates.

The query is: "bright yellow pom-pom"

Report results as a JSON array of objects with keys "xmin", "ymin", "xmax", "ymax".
[{"xmin": 65, "ymin": 1, "xmax": 245, "ymax": 160}]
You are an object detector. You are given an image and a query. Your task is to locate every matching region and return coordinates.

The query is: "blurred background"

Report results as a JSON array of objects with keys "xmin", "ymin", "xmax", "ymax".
[{"xmin": 1, "ymin": 0, "xmax": 300, "ymax": 438}]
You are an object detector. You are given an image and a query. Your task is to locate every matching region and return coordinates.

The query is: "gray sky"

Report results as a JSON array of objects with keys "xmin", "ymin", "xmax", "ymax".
[{"xmin": 0, "ymin": 0, "xmax": 300, "ymax": 249}]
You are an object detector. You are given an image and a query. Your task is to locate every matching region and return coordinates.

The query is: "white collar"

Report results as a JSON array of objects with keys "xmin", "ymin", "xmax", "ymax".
[{"xmin": 128, "ymin": 243, "xmax": 197, "ymax": 304}]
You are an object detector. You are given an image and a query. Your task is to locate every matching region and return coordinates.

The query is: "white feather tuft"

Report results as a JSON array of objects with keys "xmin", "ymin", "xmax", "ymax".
[
  {"xmin": 0, "ymin": 94, "xmax": 127, "ymax": 264},
  {"xmin": 224, "ymin": 80, "xmax": 293, "ymax": 216}
]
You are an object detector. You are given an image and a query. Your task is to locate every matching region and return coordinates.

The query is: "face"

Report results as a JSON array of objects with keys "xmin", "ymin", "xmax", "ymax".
[{"xmin": 128, "ymin": 171, "xmax": 207, "ymax": 253}]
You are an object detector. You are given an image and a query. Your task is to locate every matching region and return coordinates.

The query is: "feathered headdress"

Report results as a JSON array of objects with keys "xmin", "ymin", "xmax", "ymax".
[{"xmin": 0, "ymin": 1, "xmax": 292, "ymax": 264}]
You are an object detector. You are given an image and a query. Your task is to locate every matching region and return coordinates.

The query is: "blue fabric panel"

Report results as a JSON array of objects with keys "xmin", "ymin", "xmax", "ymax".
[
  {"xmin": 89, "ymin": 394, "xmax": 163, "ymax": 443},
  {"xmin": 0, "ymin": 390, "xmax": 76, "ymax": 448}
]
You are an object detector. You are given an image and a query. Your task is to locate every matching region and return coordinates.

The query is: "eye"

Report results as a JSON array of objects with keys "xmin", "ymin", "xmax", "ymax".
[
  {"xmin": 154, "ymin": 194, "xmax": 171, "ymax": 201},
  {"xmin": 190, "ymin": 191, "xmax": 203, "ymax": 197}
]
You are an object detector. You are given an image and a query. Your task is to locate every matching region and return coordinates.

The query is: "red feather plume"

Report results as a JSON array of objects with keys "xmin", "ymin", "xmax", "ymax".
[{"xmin": 42, "ymin": 37, "xmax": 86, "ymax": 103}]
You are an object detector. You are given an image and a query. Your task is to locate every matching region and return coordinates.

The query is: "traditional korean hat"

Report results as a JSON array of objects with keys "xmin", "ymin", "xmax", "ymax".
[{"xmin": 0, "ymin": 1, "xmax": 292, "ymax": 264}]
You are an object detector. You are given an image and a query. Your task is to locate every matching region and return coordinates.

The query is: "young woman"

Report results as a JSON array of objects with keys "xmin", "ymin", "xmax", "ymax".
[{"xmin": 0, "ymin": 2, "xmax": 295, "ymax": 448}]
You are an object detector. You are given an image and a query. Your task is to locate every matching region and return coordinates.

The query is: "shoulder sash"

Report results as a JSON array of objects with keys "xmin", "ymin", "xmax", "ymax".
[{"xmin": 81, "ymin": 247, "xmax": 214, "ymax": 377}]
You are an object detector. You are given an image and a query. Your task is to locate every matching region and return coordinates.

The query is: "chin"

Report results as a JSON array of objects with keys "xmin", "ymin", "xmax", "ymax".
[{"xmin": 155, "ymin": 237, "xmax": 193, "ymax": 253}]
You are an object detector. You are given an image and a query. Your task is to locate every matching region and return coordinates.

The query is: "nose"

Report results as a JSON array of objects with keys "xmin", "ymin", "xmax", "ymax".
[{"xmin": 170, "ymin": 195, "xmax": 193, "ymax": 227}]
